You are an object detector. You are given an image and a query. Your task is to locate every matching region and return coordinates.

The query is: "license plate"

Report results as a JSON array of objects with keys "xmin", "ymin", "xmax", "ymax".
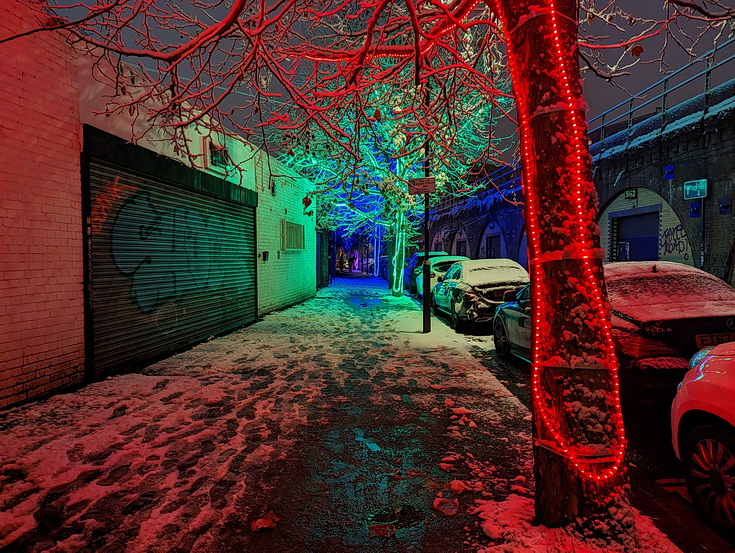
[{"xmin": 695, "ymin": 333, "xmax": 735, "ymax": 348}]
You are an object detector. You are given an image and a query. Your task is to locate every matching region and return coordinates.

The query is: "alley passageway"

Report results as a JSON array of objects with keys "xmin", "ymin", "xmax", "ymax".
[{"xmin": 1, "ymin": 277, "xmax": 537, "ymax": 552}]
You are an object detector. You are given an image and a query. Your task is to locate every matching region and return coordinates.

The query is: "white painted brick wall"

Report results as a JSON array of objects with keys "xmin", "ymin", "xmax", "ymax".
[
  {"xmin": 0, "ymin": 0, "xmax": 85, "ymax": 407},
  {"xmin": 254, "ymin": 151, "xmax": 317, "ymax": 315}
]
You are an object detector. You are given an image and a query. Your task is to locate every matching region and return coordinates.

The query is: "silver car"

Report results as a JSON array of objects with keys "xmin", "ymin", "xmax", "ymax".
[
  {"xmin": 416, "ymin": 255, "xmax": 469, "ymax": 298},
  {"xmin": 432, "ymin": 259, "xmax": 529, "ymax": 331}
]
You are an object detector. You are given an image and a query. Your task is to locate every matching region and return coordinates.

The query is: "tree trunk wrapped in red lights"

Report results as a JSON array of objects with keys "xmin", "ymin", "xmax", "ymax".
[{"xmin": 491, "ymin": 0, "xmax": 629, "ymax": 531}]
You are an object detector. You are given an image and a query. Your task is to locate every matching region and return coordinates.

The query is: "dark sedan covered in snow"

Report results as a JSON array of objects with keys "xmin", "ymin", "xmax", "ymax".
[
  {"xmin": 493, "ymin": 261, "xmax": 735, "ymax": 398},
  {"xmin": 432, "ymin": 258, "xmax": 529, "ymax": 330}
]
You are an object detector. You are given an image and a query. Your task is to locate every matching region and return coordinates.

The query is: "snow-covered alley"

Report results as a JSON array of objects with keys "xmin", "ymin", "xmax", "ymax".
[{"xmin": 0, "ymin": 277, "xmax": 678, "ymax": 553}]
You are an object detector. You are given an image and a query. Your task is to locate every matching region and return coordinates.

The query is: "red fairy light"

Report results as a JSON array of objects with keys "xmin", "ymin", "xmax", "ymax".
[{"xmin": 496, "ymin": 0, "xmax": 626, "ymax": 482}]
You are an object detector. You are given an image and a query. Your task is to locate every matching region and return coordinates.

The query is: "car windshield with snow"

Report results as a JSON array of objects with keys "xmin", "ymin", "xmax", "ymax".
[
  {"xmin": 432, "ymin": 258, "xmax": 529, "ymax": 331},
  {"xmin": 415, "ymin": 255, "xmax": 469, "ymax": 298},
  {"xmin": 493, "ymin": 261, "xmax": 735, "ymax": 400}
]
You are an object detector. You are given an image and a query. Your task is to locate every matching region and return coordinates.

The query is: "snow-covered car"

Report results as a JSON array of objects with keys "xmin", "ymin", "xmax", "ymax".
[
  {"xmin": 493, "ymin": 261, "xmax": 735, "ymax": 396},
  {"xmin": 404, "ymin": 251, "xmax": 448, "ymax": 294},
  {"xmin": 432, "ymin": 259, "xmax": 529, "ymax": 330},
  {"xmin": 415, "ymin": 255, "xmax": 469, "ymax": 298},
  {"xmin": 671, "ymin": 342, "xmax": 735, "ymax": 536}
]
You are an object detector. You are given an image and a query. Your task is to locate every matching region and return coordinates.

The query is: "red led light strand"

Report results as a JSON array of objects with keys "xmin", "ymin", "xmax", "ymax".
[
  {"xmin": 495, "ymin": 0, "xmax": 626, "ymax": 482},
  {"xmin": 539, "ymin": 0, "xmax": 626, "ymax": 481}
]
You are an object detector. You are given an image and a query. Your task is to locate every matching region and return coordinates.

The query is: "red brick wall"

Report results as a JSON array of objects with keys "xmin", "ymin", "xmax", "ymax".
[{"xmin": 0, "ymin": 1, "xmax": 85, "ymax": 407}]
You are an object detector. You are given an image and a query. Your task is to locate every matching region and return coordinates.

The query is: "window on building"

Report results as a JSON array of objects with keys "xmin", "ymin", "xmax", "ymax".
[
  {"xmin": 456, "ymin": 240, "xmax": 467, "ymax": 257},
  {"xmin": 282, "ymin": 220, "xmax": 305, "ymax": 250},
  {"xmin": 208, "ymin": 140, "xmax": 231, "ymax": 170}
]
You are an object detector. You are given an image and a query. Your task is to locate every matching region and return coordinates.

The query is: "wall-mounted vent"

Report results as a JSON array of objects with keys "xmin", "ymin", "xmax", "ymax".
[{"xmin": 282, "ymin": 220, "xmax": 305, "ymax": 250}]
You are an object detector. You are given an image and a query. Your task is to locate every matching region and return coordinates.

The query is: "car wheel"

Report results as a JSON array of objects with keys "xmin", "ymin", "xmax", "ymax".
[
  {"xmin": 682, "ymin": 424, "xmax": 735, "ymax": 536},
  {"xmin": 493, "ymin": 318, "xmax": 512, "ymax": 360},
  {"xmin": 450, "ymin": 305, "xmax": 465, "ymax": 332}
]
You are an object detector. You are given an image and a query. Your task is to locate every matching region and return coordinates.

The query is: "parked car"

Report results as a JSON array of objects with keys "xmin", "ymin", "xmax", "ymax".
[
  {"xmin": 432, "ymin": 258, "xmax": 529, "ymax": 330},
  {"xmin": 404, "ymin": 251, "xmax": 448, "ymax": 294},
  {"xmin": 416, "ymin": 255, "xmax": 469, "ymax": 298},
  {"xmin": 672, "ymin": 342, "xmax": 735, "ymax": 536},
  {"xmin": 493, "ymin": 261, "xmax": 735, "ymax": 396}
]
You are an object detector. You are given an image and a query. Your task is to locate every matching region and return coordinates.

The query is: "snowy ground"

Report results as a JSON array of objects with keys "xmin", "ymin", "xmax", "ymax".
[{"xmin": 0, "ymin": 277, "xmax": 680, "ymax": 552}]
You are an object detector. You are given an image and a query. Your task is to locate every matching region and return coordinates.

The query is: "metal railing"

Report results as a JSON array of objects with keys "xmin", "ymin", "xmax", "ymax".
[
  {"xmin": 435, "ymin": 35, "xmax": 735, "ymax": 215},
  {"xmin": 588, "ymin": 34, "xmax": 735, "ymax": 157}
]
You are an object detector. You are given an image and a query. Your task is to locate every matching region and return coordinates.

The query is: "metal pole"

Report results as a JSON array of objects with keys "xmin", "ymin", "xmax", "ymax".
[
  {"xmin": 423, "ymin": 191, "xmax": 431, "ymax": 333},
  {"xmin": 422, "ymin": 84, "xmax": 431, "ymax": 333}
]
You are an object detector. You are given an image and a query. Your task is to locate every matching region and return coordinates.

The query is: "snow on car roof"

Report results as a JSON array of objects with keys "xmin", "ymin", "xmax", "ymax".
[
  {"xmin": 430, "ymin": 256, "xmax": 469, "ymax": 268},
  {"xmin": 604, "ymin": 261, "xmax": 735, "ymax": 322},
  {"xmin": 604, "ymin": 261, "xmax": 707, "ymax": 280},
  {"xmin": 457, "ymin": 259, "xmax": 529, "ymax": 287}
]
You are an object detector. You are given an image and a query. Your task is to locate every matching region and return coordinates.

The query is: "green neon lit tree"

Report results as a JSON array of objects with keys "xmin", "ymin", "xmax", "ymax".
[{"xmin": 278, "ymin": 29, "xmax": 515, "ymax": 293}]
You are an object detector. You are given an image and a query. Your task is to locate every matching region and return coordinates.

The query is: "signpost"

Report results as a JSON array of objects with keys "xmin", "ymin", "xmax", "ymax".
[
  {"xmin": 683, "ymin": 179, "xmax": 707, "ymax": 200},
  {"xmin": 683, "ymin": 179, "xmax": 708, "ymax": 268},
  {"xmin": 408, "ymin": 177, "xmax": 436, "ymax": 195},
  {"xmin": 408, "ymin": 176, "xmax": 435, "ymax": 333}
]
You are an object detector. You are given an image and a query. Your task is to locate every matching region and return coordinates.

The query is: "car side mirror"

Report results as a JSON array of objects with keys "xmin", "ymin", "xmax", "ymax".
[
  {"xmin": 437, "ymin": 275, "xmax": 443, "ymax": 283},
  {"xmin": 502, "ymin": 290, "xmax": 516, "ymax": 302}
]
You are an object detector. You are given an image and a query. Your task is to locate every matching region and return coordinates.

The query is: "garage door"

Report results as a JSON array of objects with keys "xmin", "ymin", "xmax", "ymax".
[
  {"xmin": 614, "ymin": 212, "xmax": 660, "ymax": 261},
  {"xmin": 83, "ymin": 126, "xmax": 257, "ymax": 377}
]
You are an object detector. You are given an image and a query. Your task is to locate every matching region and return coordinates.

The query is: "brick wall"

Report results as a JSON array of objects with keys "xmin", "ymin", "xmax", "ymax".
[
  {"xmin": 595, "ymin": 108, "xmax": 735, "ymax": 283},
  {"xmin": 254, "ymin": 151, "xmax": 316, "ymax": 315},
  {"xmin": 0, "ymin": 1, "xmax": 85, "ymax": 407},
  {"xmin": 599, "ymin": 188, "xmax": 694, "ymax": 265}
]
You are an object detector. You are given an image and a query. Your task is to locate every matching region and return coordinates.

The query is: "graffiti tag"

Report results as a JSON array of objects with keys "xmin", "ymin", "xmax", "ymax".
[
  {"xmin": 112, "ymin": 192, "xmax": 252, "ymax": 313},
  {"xmin": 659, "ymin": 224, "xmax": 689, "ymax": 260}
]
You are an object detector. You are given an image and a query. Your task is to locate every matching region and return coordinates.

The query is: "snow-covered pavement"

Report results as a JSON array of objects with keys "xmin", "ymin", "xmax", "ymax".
[{"xmin": 0, "ymin": 276, "xmax": 679, "ymax": 552}]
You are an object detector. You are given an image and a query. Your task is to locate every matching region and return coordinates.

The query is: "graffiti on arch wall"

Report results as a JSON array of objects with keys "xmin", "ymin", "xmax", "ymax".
[{"xmin": 659, "ymin": 223, "xmax": 691, "ymax": 262}]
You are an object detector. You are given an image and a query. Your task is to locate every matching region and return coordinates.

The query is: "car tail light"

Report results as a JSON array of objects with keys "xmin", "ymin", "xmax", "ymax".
[
  {"xmin": 430, "ymin": 272, "xmax": 436, "ymax": 279},
  {"xmin": 463, "ymin": 289, "xmax": 478, "ymax": 300},
  {"xmin": 615, "ymin": 332, "xmax": 681, "ymax": 358}
]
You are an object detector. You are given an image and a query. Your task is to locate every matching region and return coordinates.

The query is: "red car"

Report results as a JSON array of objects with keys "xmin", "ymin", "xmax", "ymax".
[{"xmin": 494, "ymin": 261, "xmax": 735, "ymax": 398}]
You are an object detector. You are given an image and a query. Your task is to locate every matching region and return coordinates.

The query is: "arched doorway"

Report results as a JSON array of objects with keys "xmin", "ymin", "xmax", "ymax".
[
  {"xmin": 451, "ymin": 227, "xmax": 469, "ymax": 257},
  {"xmin": 477, "ymin": 221, "xmax": 507, "ymax": 259},
  {"xmin": 599, "ymin": 188, "xmax": 693, "ymax": 265},
  {"xmin": 431, "ymin": 231, "xmax": 444, "ymax": 252}
]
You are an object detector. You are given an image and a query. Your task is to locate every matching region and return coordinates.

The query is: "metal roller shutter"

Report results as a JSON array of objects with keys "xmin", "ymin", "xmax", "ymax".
[
  {"xmin": 615, "ymin": 212, "xmax": 660, "ymax": 261},
  {"xmin": 85, "ymin": 137, "xmax": 256, "ymax": 377}
]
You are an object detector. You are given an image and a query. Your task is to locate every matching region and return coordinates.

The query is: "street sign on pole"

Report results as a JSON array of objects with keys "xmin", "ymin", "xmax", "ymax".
[
  {"xmin": 684, "ymin": 179, "xmax": 707, "ymax": 200},
  {"xmin": 409, "ymin": 177, "xmax": 436, "ymax": 195}
]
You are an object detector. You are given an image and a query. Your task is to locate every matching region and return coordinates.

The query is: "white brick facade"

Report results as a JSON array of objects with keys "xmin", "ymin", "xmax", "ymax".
[
  {"xmin": 0, "ymin": 1, "xmax": 316, "ymax": 407},
  {"xmin": 253, "ymin": 151, "xmax": 316, "ymax": 315},
  {"xmin": 0, "ymin": 0, "xmax": 86, "ymax": 407}
]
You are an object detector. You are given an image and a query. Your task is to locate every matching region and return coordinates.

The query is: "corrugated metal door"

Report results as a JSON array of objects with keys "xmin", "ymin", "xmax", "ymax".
[
  {"xmin": 485, "ymin": 235, "xmax": 501, "ymax": 258},
  {"xmin": 86, "ymin": 159, "xmax": 256, "ymax": 376},
  {"xmin": 615, "ymin": 212, "xmax": 660, "ymax": 261}
]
